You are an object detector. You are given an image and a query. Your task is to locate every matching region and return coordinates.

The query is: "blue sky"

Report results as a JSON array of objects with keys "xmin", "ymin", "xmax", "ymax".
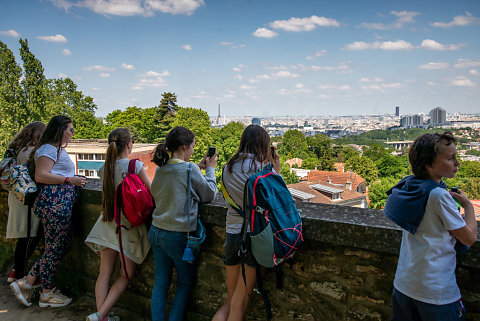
[{"xmin": 1, "ymin": 0, "xmax": 479, "ymax": 118}]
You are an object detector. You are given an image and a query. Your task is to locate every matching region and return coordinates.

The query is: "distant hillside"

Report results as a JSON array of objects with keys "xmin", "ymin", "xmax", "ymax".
[{"xmin": 334, "ymin": 128, "xmax": 454, "ymax": 146}]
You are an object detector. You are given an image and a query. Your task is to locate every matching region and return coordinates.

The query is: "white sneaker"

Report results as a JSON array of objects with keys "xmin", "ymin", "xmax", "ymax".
[
  {"xmin": 38, "ymin": 288, "xmax": 72, "ymax": 307},
  {"xmin": 10, "ymin": 277, "xmax": 33, "ymax": 307},
  {"xmin": 86, "ymin": 312, "xmax": 120, "ymax": 321}
]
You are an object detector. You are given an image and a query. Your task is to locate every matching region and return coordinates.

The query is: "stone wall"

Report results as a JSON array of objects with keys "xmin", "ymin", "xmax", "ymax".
[{"xmin": 1, "ymin": 183, "xmax": 479, "ymax": 321}]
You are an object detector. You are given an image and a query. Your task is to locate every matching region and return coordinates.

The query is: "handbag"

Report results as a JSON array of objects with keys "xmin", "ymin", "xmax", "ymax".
[
  {"xmin": 0, "ymin": 149, "xmax": 17, "ymax": 191},
  {"xmin": 182, "ymin": 163, "xmax": 206, "ymax": 263},
  {"xmin": 10, "ymin": 163, "xmax": 38, "ymax": 206}
]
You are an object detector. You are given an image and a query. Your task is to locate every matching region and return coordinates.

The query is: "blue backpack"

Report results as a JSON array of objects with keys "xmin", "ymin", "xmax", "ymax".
[
  {"xmin": 221, "ymin": 164, "xmax": 303, "ymax": 319},
  {"xmin": 222, "ymin": 164, "xmax": 303, "ymax": 268}
]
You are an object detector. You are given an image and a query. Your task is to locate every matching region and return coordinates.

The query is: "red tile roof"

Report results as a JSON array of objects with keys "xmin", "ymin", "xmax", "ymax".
[
  {"xmin": 288, "ymin": 181, "xmax": 366, "ymax": 206},
  {"xmin": 307, "ymin": 170, "xmax": 366, "ymax": 193}
]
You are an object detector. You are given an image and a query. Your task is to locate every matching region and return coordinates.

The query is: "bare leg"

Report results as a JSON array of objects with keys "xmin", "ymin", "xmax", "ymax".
[
  {"xmin": 95, "ymin": 248, "xmax": 118, "ymax": 311},
  {"xmin": 212, "ymin": 264, "xmax": 241, "ymax": 321},
  {"xmin": 97, "ymin": 249, "xmax": 136, "ymax": 318},
  {"xmin": 226, "ymin": 265, "xmax": 256, "ymax": 321}
]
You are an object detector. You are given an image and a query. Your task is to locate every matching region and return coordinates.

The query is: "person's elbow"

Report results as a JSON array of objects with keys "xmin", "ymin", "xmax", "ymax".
[{"xmin": 452, "ymin": 226, "xmax": 478, "ymax": 247}]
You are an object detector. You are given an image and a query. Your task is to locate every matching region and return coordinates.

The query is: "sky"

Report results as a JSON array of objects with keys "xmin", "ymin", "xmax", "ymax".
[{"xmin": 1, "ymin": 0, "xmax": 480, "ymax": 118}]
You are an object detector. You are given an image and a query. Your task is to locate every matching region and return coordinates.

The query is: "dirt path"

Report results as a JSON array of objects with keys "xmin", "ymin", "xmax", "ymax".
[{"xmin": 0, "ymin": 275, "xmax": 95, "ymax": 321}]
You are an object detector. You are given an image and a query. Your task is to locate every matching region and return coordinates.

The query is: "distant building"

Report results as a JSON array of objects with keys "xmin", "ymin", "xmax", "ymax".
[
  {"xmin": 395, "ymin": 106, "xmax": 399, "ymax": 117},
  {"xmin": 65, "ymin": 140, "xmax": 157, "ymax": 180},
  {"xmin": 429, "ymin": 107, "xmax": 446, "ymax": 126},
  {"xmin": 400, "ymin": 114, "xmax": 424, "ymax": 128},
  {"xmin": 307, "ymin": 170, "xmax": 366, "ymax": 194},
  {"xmin": 288, "ymin": 182, "xmax": 368, "ymax": 208},
  {"xmin": 252, "ymin": 118, "xmax": 261, "ymax": 126}
]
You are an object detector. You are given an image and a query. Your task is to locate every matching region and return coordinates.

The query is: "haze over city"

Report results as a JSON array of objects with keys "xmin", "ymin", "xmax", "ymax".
[{"xmin": 1, "ymin": 0, "xmax": 479, "ymax": 117}]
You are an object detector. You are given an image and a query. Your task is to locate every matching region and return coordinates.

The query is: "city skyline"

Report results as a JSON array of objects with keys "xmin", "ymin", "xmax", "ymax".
[{"xmin": 1, "ymin": 0, "xmax": 479, "ymax": 117}]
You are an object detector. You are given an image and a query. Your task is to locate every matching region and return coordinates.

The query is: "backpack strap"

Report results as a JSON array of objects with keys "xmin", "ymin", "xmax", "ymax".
[
  {"xmin": 185, "ymin": 163, "xmax": 193, "ymax": 236},
  {"xmin": 220, "ymin": 166, "xmax": 244, "ymax": 216},
  {"xmin": 128, "ymin": 159, "xmax": 137, "ymax": 174},
  {"xmin": 114, "ymin": 171, "xmax": 132, "ymax": 281}
]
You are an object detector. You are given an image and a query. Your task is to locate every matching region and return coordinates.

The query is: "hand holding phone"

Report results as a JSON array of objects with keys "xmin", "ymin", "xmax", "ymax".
[
  {"xmin": 271, "ymin": 146, "xmax": 276, "ymax": 158},
  {"xmin": 208, "ymin": 147, "xmax": 217, "ymax": 158}
]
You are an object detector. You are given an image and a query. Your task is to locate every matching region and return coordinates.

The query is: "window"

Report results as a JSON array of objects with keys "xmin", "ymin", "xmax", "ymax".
[{"xmin": 95, "ymin": 154, "xmax": 105, "ymax": 160}]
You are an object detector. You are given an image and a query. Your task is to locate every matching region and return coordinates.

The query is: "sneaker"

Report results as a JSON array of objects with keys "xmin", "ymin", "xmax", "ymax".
[
  {"xmin": 9, "ymin": 277, "xmax": 33, "ymax": 307},
  {"xmin": 38, "ymin": 288, "xmax": 72, "ymax": 308},
  {"xmin": 86, "ymin": 312, "xmax": 120, "ymax": 321},
  {"xmin": 7, "ymin": 268, "xmax": 15, "ymax": 283}
]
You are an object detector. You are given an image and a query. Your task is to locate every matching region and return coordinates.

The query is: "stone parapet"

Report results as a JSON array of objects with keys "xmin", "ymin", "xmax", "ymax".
[{"xmin": 1, "ymin": 183, "xmax": 479, "ymax": 321}]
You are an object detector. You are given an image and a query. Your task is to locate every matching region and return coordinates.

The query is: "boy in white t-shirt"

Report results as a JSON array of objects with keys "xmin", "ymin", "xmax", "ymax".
[{"xmin": 384, "ymin": 132, "xmax": 477, "ymax": 321}]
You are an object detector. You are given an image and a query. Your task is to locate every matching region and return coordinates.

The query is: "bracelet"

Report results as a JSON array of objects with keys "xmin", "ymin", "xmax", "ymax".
[{"xmin": 64, "ymin": 177, "xmax": 70, "ymax": 185}]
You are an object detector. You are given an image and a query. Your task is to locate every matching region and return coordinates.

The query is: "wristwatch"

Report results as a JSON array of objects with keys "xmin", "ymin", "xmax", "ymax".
[{"xmin": 64, "ymin": 177, "xmax": 70, "ymax": 185}]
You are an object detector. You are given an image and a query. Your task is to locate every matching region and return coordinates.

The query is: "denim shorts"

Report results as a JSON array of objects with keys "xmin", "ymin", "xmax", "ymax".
[
  {"xmin": 392, "ymin": 287, "xmax": 466, "ymax": 321},
  {"xmin": 223, "ymin": 233, "xmax": 256, "ymax": 267}
]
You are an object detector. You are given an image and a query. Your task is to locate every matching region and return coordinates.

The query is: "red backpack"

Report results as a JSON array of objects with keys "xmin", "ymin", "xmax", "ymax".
[{"xmin": 114, "ymin": 159, "xmax": 155, "ymax": 279}]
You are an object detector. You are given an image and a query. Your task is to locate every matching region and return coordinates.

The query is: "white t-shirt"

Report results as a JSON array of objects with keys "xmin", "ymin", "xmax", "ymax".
[
  {"xmin": 394, "ymin": 187, "xmax": 466, "ymax": 305},
  {"xmin": 35, "ymin": 144, "xmax": 75, "ymax": 177},
  {"xmin": 223, "ymin": 154, "xmax": 263, "ymax": 234}
]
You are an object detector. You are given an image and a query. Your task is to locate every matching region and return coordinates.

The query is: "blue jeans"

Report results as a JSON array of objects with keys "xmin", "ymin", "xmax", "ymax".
[
  {"xmin": 392, "ymin": 288, "xmax": 466, "ymax": 321},
  {"xmin": 148, "ymin": 226, "xmax": 196, "ymax": 321}
]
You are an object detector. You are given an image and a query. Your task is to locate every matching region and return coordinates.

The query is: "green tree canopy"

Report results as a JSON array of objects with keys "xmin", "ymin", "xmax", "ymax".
[
  {"xmin": 278, "ymin": 129, "xmax": 309, "ymax": 159},
  {"xmin": 306, "ymin": 134, "xmax": 334, "ymax": 170},
  {"xmin": 369, "ymin": 177, "xmax": 398, "ymax": 209}
]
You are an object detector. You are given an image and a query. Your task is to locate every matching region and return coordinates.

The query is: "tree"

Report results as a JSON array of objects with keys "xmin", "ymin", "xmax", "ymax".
[
  {"xmin": 0, "ymin": 40, "xmax": 23, "ymax": 152},
  {"xmin": 457, "ymin": 161, "xmax": 480, "ymax": 178},
  {"xmin": 154, "ymin": 92, "xmax": 178, "ymax": 140},
  {"xmin": 280, "ymin": 163, "xmax": 299, "ymax": 185},
  {"xmin": 307, "ymin": 134, "xmax": 334, "ymax": 170},
  {"xmin": 368, "ymin": 177, "xmax": 398, "ymax": 209},
  {"xmin": 362, "ymin": 143, "xmax": 390, "ymax": 162},
  {"xmin": 172, "ymin": 107, "xmax": 212, "ymax": 163},
  {"xmin": 376, "ymin": 154, "xmax": 406, "ymax": 178},
  {"xmin": 301, "ymin": 156, "xmax": 320, "ymax": 170},
  {"xmin": 211, "ymin": 121, "xmax": 245, "ymax": 166},
  {"xmin": 278, "ymin": 129, "xmax": 309, "ymax": 159},
  {"xmin": 345, "ymin": 154, "xmax": 379, "ymax": 185}
]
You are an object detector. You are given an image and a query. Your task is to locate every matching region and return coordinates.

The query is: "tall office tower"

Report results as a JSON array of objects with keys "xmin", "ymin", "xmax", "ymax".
[
  {"xmin": 395, "ymin": 106, "xmax": 399, "ymax": 117},
  {"xmin": 429, "ymin": 107, "xmax": 446, "ymax": 126},
  {"xmin": 216, "ymin": 104, "xmax": 221, "ymax": 125},
  {"xmin": 400, "ymin": 114, "xmax": 424, "ymax": 128}
]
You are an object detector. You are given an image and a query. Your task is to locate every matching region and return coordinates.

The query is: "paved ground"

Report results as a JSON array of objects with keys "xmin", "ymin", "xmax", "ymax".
[{"xmin": 0, "ymin": 274, "xmax": 95, "ymax": 321}]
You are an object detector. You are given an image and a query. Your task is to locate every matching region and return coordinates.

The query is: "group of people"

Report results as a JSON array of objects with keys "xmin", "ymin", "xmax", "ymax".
[
  {"xmin": 4, "ymin": 114, "xmax": 476, "ymax": 321},
  {"xmin": 6, "ymin": 116, "xmax": 278, "ymax": 321}
]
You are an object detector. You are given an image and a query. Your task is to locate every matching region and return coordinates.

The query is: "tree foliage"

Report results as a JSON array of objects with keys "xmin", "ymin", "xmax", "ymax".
[
  {"xmin": 368, "ymin": 177, "xmax": 398, "ymax": 209},
  {"xmin": 306, "ymin": 134, "xmax": 334, "ymax": 170},
  {"xmin": 278, "ymin": 129, "xmax": 309, "ymax": 159}
]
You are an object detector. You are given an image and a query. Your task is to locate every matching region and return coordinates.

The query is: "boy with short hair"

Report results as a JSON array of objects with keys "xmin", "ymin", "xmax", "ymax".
[{"xmin": 384, "ymin": 132, "xmax": 477, "ymax": 321}]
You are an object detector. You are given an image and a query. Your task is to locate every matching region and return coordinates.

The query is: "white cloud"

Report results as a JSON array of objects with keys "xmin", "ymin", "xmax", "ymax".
[
  {"xmin": 58, "ymin": 73, "xmax": 68, "ymax": 78},
  {"xmin": 121, "ymin": 62, "xmax": 135, "ymax": 70},
  {"xmin": 272, "ymin": 71, "xmax": 299, "ymax": 78},
  {"xmin": 431, "ymin": 12, "xmax": 480, "ymax": 28},
  {"xmin": 418, "ymin": 62, "xmax": 449, "ymax": 70},
  {"xmin": 219, "ymin": 41, "xmax": 245, "ymax": 49},
  {"xmin": 361, "ymin": 82, "xmax": 404, "ymax": 91},
  {"xmin": 317, "ymin": 84, "xmax": 350, "ymax": 90},
  {"xmin": 233, "ymin": 67, "xmax": 241, "ymax": 72},
  {"xmin": 145, "ymin": 0, "xmax": 205, "ymax": 16},
  {"xmin": 420, "ymin": 39, "xmax": 461, "ymax": 51},
  {"xmin": 269, "ymin": 15, "xmax": 340, "ymax": 32},
  {"xmin": 99, "ymin": 73, "xmax": 110, "ymax": 78},
  {"xmin": 0, "ymin": 29, "xmax": 20, "ymax": 37},
  {"xmin": 252, "ymin": 28, "xmax": 278, "ymax": 38},
  {"xmin": 62, "ymin": 49, "xmax": 72, "ymax": 56},
  {"xmin": 358, "ymin": 77, "xmax": 384, "ymax": 83},
  {"xmin": 345, "ymin": 40, "xmax": 414, "ymax": 51},
  {"xmin": 83, "ymin": 65, "xmax": 115, "ymax": 71},
  {"xmin": 426, "ymin": 81, "xmax": 436, "ymax": 86},
  {"xmin": 50, "ymin": 0, "xmax": 205, "ymax": 16},
  {"xmin": 470, "ymin": 69, "xmax": 479, "ymax": 75},
  {"xmin": 182, "ymin": 44, "xmax": 192, "ymax": 51},
  {"xmin": 139, "ymin": 70, "xmax": 170, "ymax": 77},
  {"xmin": 307, "ymin": 49, "xmax": 327, "ymax": 60},
  {"xmin": 239, "ymin": 85, "xmax": 254, "ymax": 90},
  {"xmin": 452, "ymin": 77, "xmax": 474, "ymax": 87},
  {"xmin": 359, "ymin": 10, "xmax": 420, "ymax": 30},
  {"xmin": 91, "ymin": 87, "xmax": 100, "ymax": 91},
  {"xmin": 37, "ymin": 34, "xmax": 68, "ymax": 43},
  {"xmin": 454, "ymin": 59, "xmax": 480, "ymax": 69}
]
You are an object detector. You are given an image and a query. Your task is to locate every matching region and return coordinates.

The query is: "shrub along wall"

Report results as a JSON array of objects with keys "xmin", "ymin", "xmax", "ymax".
[{"xmin": 1, "ymin": 184, "xmax": 479, "ymax": 321}]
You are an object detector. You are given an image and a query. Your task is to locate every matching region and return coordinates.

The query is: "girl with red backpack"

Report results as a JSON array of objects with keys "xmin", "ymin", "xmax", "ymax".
[
  {"xmin": 149, "ymin": 126, "xmax": 217, "ymax": 321},
  {"xmin": 85, "ymin": 128, "xmax": 152, "ymax": 321},
  {"xmin": 212, "ymin": 125, "xmax": 280, "ymax": 321}
]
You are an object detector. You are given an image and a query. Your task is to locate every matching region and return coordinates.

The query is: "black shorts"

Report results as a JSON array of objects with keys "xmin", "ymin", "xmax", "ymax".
[{"xmin": 222, "ymin": 233, "xmax": 256, "ymax": 267}]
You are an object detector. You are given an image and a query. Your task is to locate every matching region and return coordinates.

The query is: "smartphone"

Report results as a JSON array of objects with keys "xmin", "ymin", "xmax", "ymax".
[
  {"xmin": 450, "ymin": 187, "xmax": 459, "ymax": 193},
  {"xmin": 271, "ymin": 146, "xmax": 276, "ymax": 158},
  {"xmin": 208, "ymin": 147, "xmax": 216, "ymax": 158}
]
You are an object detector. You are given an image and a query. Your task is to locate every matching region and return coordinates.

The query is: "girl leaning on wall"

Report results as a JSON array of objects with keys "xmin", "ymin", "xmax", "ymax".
[{"xmin": 10, "ymin": 115, "xmax": 86, "ymax": 308}]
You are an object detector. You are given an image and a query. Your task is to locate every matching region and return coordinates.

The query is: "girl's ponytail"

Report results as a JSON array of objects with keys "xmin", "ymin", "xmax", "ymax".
[
  {"xmin": 102, "ymin": 128, "xmax": 131, "ymax": 222},
  {"xmin": 152, "ymin": 143, "xmax": 169, "ymax": 167}
]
